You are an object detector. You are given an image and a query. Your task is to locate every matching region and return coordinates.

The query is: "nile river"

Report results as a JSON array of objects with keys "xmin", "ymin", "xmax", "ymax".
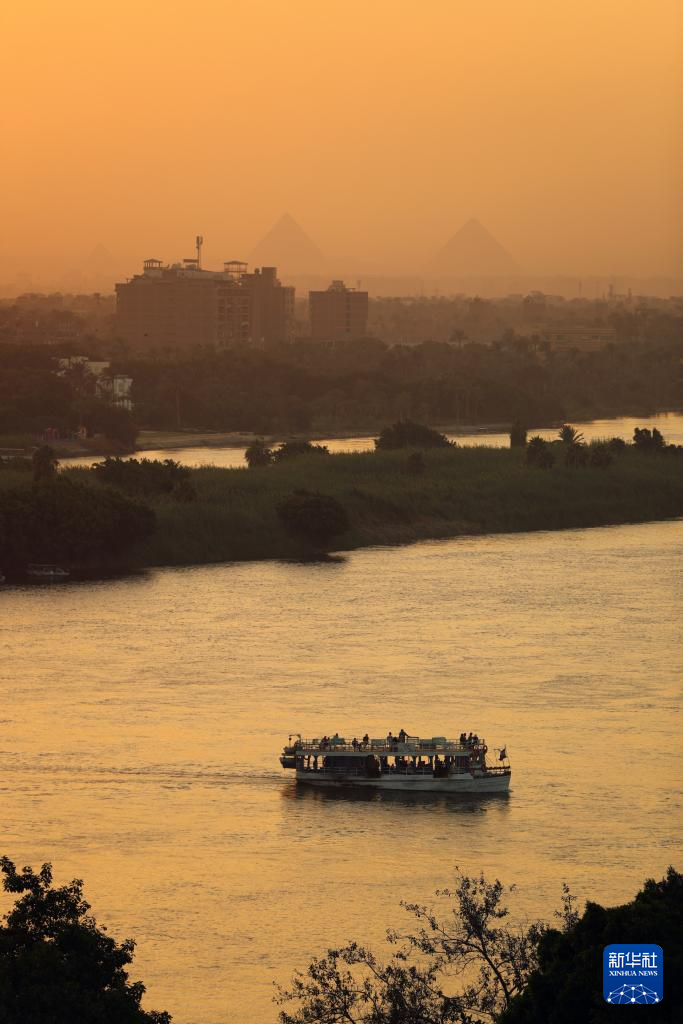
[{"xmin": 2, "ymin": 512, "xmax": 682, "ymax": 1022}]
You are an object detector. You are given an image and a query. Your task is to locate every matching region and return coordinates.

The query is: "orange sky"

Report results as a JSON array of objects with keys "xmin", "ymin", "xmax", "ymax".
[{"xmin": 1, "ymin": 0, "xmax": 682, "ymax": 288}]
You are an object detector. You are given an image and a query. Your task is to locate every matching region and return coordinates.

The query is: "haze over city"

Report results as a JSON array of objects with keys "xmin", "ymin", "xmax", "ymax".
[{"xmin": 2, "ymin": 0, "xmax": 682, "ymax": 292}]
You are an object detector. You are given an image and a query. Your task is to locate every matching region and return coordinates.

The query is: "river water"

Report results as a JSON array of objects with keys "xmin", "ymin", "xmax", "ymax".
[
  {"xmin": 1, "ymin": 513, "xmax": 682, "ymax": 1022},
  {"xmin": 63, "ymin": 411, "xmax": 683, "ymax": 469}
]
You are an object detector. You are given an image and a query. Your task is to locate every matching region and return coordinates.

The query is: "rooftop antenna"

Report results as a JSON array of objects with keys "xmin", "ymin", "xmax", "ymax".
[{"xmin": 196, "ymin": 235, "xmax": 204, "ymax": 269}]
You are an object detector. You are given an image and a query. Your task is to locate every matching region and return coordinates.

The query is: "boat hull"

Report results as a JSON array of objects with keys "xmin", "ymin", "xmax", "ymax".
[{"xmin": 294, "ymin": 770, "xmax": 510, "ymax": 793}]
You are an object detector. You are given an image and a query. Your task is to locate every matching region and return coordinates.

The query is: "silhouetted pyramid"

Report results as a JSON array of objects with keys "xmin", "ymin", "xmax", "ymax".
[
  {"xmin": 430, "ymin": 218, "xmax": 517, "ymax": 275},
  {"xmin": 249, "ymin": 213, "xmax": 325, "ymax": 273}
]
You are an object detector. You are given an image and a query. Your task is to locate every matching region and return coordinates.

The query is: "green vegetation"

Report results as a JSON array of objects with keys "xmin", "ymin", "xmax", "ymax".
[
  {"xmin": 375, "ymin": 420, "xmax": 452, "ymax": 449},
  {"xmin": 1, "ymin": 427, "xmax": 681, "ymax": 571},
  {"xmin": 0, "ymin": 476, "xmax": 155, "ymax": 571},
  {"xmin": 277, "ymin": 867, "xmax": 681, "ymax": 1024},
  {"xmin": 0, "ymin": 856, "xmax": 169, "ymax": 1024},
  {"xmin": 0, "ymin": 856, "xmax": 170, "ymax": 1023},
  {"xmin": 85, "ymin": 438, "xmax": 683, "ymax": 568}
]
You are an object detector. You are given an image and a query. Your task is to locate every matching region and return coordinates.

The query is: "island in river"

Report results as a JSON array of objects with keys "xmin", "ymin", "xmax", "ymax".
[{"xmin": 2, "ymin": 441, "xmax": 680, "ymax": 575}]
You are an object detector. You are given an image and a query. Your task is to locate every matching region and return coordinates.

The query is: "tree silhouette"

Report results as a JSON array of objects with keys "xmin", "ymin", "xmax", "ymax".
[
  {"xmin": 245, "ymin": 439, "xmax": 273, "ymax": 467},
  {"xmin": 32, "ymin": 445, "xmax": 58, "ymax": 482},
  {"xmin": 558, "ymin": 424, "xmax": 584, "ymax": 446},
  {"xmin": 509, "ymin": 422, "xmax": 528, "ymax": 448},
  {"xmin": 277, "ymin": 869, "xmax": 547, "ymax": 1024},
  {"xmin": 0, "ymin": 857, "xmax": 170, "ymax": 1023}
]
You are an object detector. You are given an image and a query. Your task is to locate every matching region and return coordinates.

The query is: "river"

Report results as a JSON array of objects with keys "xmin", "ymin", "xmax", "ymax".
[
  {"xmin": 62, "ymin": 411, "xmax": 683, "ymax": 469},
  {"xmin": 1, "ymin": 515, "xmax": 681, "ymax": 1023}
]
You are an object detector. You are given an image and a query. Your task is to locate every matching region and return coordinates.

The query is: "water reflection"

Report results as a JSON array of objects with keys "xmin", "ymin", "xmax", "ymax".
[{"xmin": 282, "ymin": 781, "xmax": 511, "ymax": 815}]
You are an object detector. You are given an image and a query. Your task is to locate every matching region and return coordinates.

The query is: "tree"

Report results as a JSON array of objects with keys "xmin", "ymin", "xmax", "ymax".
[
  {"xmin": 32, "ymin": 445, "xmax": 59, "ymax": 482},
  {"xmin": 0, "ymin": 856, "xmax": 170, "ymax": 1023},
  {"xmin": 633, "ymin": 426, "xmax": 666, "ymax": 453},
  {"xmin": 501, "ymin": 867, "xmax": 682, "ymax": 1023},
  {"xmin": 375, "ymin": 421, "xmax": 452, "ymax": 450},
  {"xmin": 525, "ymin": 437, "xmax": 554, "ymax": 469},
  {"xmin": 276, "ymin": 491, "xmax": 349, "ymax": 547},
  {"xmin": 245, "ymin": 439, "xmax": 273, "ymax": 467},
  {"xmin": 276, "ymin": 869, "xmax": 547, "ymax": 1024},
  {"xmin": 0, "ymin": 477, "xmax": 155, "ymax": 570},
  {"xmin": 509, "ymin": 422, "xmax": 527, "ymax": 448},
  {"xmin": 558, "ymin": 424, "xmax": 584, "ymax": 446},
  {"xmin": 273, "ymin": 441, "xmax": 330, "ymax": 462}
]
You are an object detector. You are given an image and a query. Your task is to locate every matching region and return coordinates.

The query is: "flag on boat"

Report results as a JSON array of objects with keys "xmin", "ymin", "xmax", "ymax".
[{"xmin": 499, "ymin": 747, "xmax": 507, "ymax": 761}]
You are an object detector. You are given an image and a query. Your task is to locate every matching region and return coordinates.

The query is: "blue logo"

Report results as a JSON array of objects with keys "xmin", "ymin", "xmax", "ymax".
[{"xmin": 603, "ymin": 944, "xmax": 663, "ymax": 1004}]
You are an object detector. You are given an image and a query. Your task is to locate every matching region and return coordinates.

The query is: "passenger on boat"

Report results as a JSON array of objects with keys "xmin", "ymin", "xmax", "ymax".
[
  {"xmin": 352, "ymin": 737, "xmax": 359, "ymax": 750},
  {"xmin": 362, "ymin": 733, "xmax": 369, "ymax": 747},
  {"xmin": 398, "ymin": 728, "xmax": 407, "ymax": 743},
  {"xmin": 387, "ymin": 731, "xmax": 394, "ymax": 746}
]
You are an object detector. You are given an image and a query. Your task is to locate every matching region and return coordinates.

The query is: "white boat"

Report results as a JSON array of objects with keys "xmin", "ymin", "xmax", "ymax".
[
  {"xmin": 26, "ymin": 563, "xmax": 70, "ymax": 581},
  {"xmin": 280, "ymin": 732, "xmax": 511, "ymax": 793}
]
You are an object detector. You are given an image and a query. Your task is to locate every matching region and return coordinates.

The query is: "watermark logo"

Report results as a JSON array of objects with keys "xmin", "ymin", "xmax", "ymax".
[{"xmin": 603, "ymin": 944, "xmax": 663, "ymax": 1004}]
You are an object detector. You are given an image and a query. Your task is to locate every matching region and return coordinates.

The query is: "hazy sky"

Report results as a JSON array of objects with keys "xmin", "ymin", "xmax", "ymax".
[{"xmin": 2, "ymin": 0, "xmax": 682, "ymax": 286}]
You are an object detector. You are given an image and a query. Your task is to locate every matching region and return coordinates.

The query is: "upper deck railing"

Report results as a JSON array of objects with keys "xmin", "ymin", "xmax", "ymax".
[{"xmin": 291, "ymin": 735, "xmax": 487, "ymax": 756}]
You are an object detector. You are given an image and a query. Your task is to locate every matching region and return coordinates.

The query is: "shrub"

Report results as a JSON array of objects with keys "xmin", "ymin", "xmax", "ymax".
[
  {"xmin": 92, "ymin": 457, "xmax": 190, "ymax": 495},
  {"xmin": 375, "ymin": 421, "xmax": 451, "ymax": 450},
  {"xmin": 634, "ymin": 426, "xmax": 666, "ymax": 452},
  {"xmin": 273, "ymin": 440, "xmax": 330, "ymax": 461},
  {"xmin": 526, "ymin": 436, "xmax": 555, "ymax": 469},
  {"xmin": 565, "ymin": 442, "xmax": 589, "ymax": 468},
  {"xmin": 589, "ymin": 443, "xmax": 613, "ymax": 469},
  {"xmin": 0, "ymin": 477, "xmax": 155, "ymax": 569},
  {"xmin": 276, "ymin": 490, "xmax": 349, "ymax": 546},
  {"xmin": 245, "ymin": 439, "xmax": 273, "ymax": 467}
]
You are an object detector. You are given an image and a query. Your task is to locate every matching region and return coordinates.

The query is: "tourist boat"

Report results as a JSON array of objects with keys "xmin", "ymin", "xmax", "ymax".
[
  {"xmin": 26, "ymin": 563, "xmax": 70, "ymax": 581},
  {"xmin": 280, "ymin": 732, "xmax": 511, "ymax": 793}
]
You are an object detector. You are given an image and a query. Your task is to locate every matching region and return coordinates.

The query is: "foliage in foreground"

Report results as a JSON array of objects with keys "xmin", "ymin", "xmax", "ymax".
[
  {"xmin": 277, "ymin": 868, "xmax": 682, "ymax": 1024},
  {"xmin": 0, "ymin": 476, "xmax": 155, "ymax": 569},
  {"xmin": 0, "ymin": 857, "xmax": 170, "ymax": 1024}
]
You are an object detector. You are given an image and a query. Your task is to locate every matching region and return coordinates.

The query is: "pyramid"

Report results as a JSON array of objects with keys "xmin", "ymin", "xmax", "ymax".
[
  {"xmin": 430, "ymin": 218, "xmax": 517, "ymax": 276},
  {"xmin": 249, "ymin": 213, "xmax": 325, "ymax": 273}
]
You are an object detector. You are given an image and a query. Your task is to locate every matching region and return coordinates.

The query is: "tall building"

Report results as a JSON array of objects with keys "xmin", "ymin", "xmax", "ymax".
[
  {"xmin": 309, "ymin": 280, "xmax": 368, "ymax": 340},
  {"xmin": 115, "ymin": 246, "xmax": 294, "ymax": 349}
]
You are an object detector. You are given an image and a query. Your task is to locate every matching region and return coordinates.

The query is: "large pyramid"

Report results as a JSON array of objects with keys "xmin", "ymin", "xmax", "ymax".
[
  {"xmin": 430, "ymin": 218, "xmax": 517, "ymax": 276},
  {"xmin": 249, "ymin": 213, "xmax": 326, "ymax": 273}
]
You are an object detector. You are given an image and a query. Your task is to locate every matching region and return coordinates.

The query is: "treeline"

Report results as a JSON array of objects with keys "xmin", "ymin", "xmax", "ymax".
[
  {"xmin": 118, "ymin": 331, "xmax": 682, "ymax": 434},
  {"xmin": 0, "ymin": 343, "xmax": 137, "ymax": 446}
]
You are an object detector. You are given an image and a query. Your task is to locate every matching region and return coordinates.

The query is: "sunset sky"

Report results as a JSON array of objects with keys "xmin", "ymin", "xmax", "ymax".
[{"xmin": 2, "ymin": 0, "xmax": 682, "ymax": 287}]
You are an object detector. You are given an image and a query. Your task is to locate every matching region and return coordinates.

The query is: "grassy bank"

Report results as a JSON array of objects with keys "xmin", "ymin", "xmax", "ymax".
[{"xmin": 56, "ymin": 445, "xmax": 683, "ymax": 568}]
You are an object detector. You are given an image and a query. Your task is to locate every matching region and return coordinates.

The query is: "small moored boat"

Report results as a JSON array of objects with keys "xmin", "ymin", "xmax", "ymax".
[
  {"xmin": 26, "ymin": 563, "xmax": 70, "ymax": 581},
  {"xmin": 280, "ymin": 731, "xmax": 511, "ymax": 793}
]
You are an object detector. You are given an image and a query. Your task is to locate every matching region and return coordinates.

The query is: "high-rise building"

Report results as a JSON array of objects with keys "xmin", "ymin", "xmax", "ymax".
[
  {"xmin": 115, "ymin": 248, "xmax": 294, "ymax": 349},
  {"xmin": 308, "ymin": 280, "xmax": 368, "ymax": 340}
]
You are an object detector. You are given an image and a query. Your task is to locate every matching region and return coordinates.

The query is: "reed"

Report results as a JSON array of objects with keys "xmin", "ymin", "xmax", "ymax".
[{"xmin": 81, "ymin": 445, "xmax": 683, "ymax": 567}]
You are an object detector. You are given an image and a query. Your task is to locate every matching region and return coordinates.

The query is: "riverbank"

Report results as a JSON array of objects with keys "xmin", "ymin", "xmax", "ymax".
[{"xmin": 76, "ymin": 445, "xmax": 683, "ymax": 568}]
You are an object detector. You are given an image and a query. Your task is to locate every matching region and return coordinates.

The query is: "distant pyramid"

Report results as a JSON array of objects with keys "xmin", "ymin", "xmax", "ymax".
[
  {"xmin": 249, "ymin": 213, "xmax": 325, "ymax": 273},
  {"xmin": 430, "ymin": 218, "xmax": 517, "ymax": 276}
]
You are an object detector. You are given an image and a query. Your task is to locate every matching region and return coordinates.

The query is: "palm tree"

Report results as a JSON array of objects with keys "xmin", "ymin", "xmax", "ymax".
[
  {"xmin": 558, "ymin": 424, "xmax": 584, "ymax": 445},
  {"xmin": 32, "ymin": 445, "xmax": 59, "ymax": 482}
]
